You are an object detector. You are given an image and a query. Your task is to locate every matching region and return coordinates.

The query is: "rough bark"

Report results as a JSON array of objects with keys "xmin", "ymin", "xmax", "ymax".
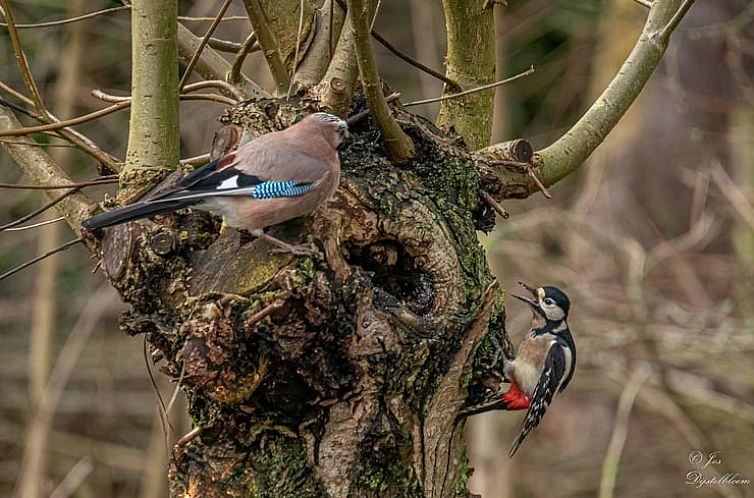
[{"xmin": 87, "ymin": 99, "xmax": 509, "ymax": 498}]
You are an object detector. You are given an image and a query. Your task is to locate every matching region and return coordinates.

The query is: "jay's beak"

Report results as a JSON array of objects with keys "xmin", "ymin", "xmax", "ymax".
[
  {"xmin": 338, "ymin": 130, "xmax": 353, "ymax": 150},
  {"xmin": 512, "ymin": 281, "xmax": 541, "ymax": 310}
]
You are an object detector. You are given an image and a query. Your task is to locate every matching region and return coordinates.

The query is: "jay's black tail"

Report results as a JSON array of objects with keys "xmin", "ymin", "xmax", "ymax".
[{"xmin": 81, "ymin": 199, "xmax": 198, "ymax": 230}]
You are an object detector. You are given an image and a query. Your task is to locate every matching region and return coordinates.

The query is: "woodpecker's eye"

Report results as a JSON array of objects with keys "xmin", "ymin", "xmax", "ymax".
[{"xmin": 543, "ymin": 297, "xmax": 555, "ymax": 306}]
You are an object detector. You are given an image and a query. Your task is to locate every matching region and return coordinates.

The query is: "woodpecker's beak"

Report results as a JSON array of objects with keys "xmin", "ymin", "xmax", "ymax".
[{"xmin": 513, "ymin": 281, "xmax": 541, "ymax": 310}]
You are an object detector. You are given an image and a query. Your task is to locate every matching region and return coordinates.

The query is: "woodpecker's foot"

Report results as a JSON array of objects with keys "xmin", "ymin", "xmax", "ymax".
[{"xmin": 256, "ymin": 232, "xmax": 315, "ymax": 256}]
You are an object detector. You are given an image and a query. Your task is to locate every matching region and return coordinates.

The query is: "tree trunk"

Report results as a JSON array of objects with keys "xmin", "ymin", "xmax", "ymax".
[{"xmin": 88, "ymin": 99, "xmax": 508, "ymax": 498}]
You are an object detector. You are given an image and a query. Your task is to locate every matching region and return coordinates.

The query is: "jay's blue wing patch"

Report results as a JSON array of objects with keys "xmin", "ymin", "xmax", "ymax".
[{"xmin": 251, "ymin": 181, "xmax": 314, "ymax": 199}]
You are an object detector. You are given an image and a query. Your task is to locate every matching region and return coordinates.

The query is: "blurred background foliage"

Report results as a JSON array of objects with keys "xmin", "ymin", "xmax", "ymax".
[{"xmin": 1, "ymin": 1, "xmax": 753, "ymax": 497}]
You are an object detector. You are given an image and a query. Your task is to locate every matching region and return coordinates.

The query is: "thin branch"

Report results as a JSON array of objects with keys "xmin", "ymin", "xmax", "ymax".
[
  {"xmin": 481, "ymin": 190, "xmax": 509, "ymax": 219},
  {"xmin": 0, "ymin": 100, "xmax": 130, "ymax": 137},
  {"xmin": 349, "ymin": 0, "xmax": 414, "ymax": 163},
  {"xmin": 178, "ymin": 0, "xmax": 234, "ymax": 90},
  {"xmin": 49, "ymin": 457, "xmax": 94, "ymax": 498},
  {"xmin": 632, "ymin": 0, "xmax": 653, "ymax": 8},
  {"xmin": 598, "ymin": 366, "xmax": 651, "ymax": 498},
  {"xmin": 0, "ymin": 189, "xmax": 80, "ymax": 231},
  {"xmin": 0, "ymin": 82, "xmax": 121, "ymax": 173},
  {"xmin": 0, "ymin": 176, "xmax": 117, "ymax": 189},
  {"xmin": 371, "ymin": 30, "xmax": 461, "ymax": 92},
  {"xmin": 92, "ymin": 89, "xmax": 237, "ymax": 106},
  {"xmin": 176, "ymin": 22, "xmax": 268, "ymax": 99},
  {"xmin": 180, "ymin": 153, "xmax": 211, "ymax": 166},
  {"xmin": 404, "ymin": 66, "xmax": 534, "ymax": 107},
  {"xmin": 294, "ymin": 0, "xmax": 346, "ymax": 87},
  {"xmin": 0, "ymin": 0, "xmax": 47, "ymax": 114},
  {"xmin": 657, "ymin": 0, "xmax": 695, "ymax": 42},
  {"xmin": 346, "ymin": 91, "xmax": 400, "ymax": 126},
  {"xmin": 178, "ymin": 15, "xmax": 249, "ymax": 22},
  {"xmin": 0, "ymin": 105, "xmax": 92, "ymax": 233},
  {"xmin": 0, "ymin": 237, "xmax": 83, "ymax": 282},
  {"xmin": 5, "ymin": 216, "xmax": 65, "ymax": 232},
  {"xmin": 288, "ymin": 0, "xmax": 308, "ymax": 97},
  {"xmin": 229, "ymin": 32, "xmax": 259, "ymax": 83},
  {"xmin": 243, "ymin": 0, "xmax": 292, "ymax": 95},
  {"xmin": 331, "ymin": 0, "xmax": 458, "ymax": 90},
  {"xmin": 183, "ymin": 80, "xmax": 246, "ymax": 101},
  {"xmin": 479, "ymin": 0, "xmax": 696, "ymax": 199},
  {"xmin": 207, "ymin": 37, "xmax": 243, "ymax": 52},
  {"xmin": 0, "ymin": 5, "xmax": 129, "ymax": 28}
]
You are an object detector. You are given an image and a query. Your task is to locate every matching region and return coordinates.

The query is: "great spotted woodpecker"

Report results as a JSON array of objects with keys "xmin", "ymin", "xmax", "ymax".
[{"xmin": 463, "ymin": 282, "xmax": 576, "ymax": 457}]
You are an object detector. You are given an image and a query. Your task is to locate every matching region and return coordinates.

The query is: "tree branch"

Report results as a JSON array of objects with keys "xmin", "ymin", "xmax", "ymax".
[
  {"xmin": 0, "ymin": 106, "xmax": 93, "ymax": 234},
  {"xmin": 177, "ymin": 22, "xmax": 268, "ymax": 99},
  {"xmin": 477, "ymin": 0, "xmax": 696, "ymax": 199},
  {"xmin": 294, "ymin": 0, "xmax": 346, "ymax": 87},
  {"xmin": 120, "ymin": 0, "xmax": 180, "ymax": 202},
  {"xmin": 0, "ymin": 0, "xmax": 47, "ymax": 114},
  {"xmin": 315, "ymin": 0, "xmax": 360, "ymax": 116},
  {"xmin": 242, "ymin": 0, "xmax": 301, "ymax": 95},
  {"xmin": 178, "ymin": 0, "xmax": 234, "ymax": 90},
  {"xmin": 437, "ymin": 0, "xmax": 495, "ymax": 149},
  {"xmin": 349, "ymin": 0, "xmax": 414, "ymax": 163}
]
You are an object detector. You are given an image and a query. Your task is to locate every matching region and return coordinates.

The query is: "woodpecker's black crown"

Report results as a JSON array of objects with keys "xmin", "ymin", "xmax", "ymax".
[{"xmin": 541, "ymin": 286, "xmax": 570, "ymax": 316}]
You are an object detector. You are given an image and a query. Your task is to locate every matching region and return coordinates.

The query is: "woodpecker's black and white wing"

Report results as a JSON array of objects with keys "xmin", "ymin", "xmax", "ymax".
[{"xmin": 508, "ymin": 334, "xmax": 575, "ymax": 457}]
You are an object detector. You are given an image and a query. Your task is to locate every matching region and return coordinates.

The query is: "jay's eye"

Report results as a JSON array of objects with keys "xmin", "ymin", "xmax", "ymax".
[{"xmin": 543, "ymin": 297, "xmax": 555, "ymax": 306}]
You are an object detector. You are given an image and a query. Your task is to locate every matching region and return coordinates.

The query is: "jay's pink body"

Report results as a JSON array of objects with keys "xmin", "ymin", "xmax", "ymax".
[{"xmin": 82, "ymin": 113, "xmax": 348, "ymax": 250}]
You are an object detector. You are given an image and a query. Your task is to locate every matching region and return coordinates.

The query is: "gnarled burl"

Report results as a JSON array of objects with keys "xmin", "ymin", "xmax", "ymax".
[{"xmin": 90, "ymin": 100, "xmax": 512, "ymax": 498}]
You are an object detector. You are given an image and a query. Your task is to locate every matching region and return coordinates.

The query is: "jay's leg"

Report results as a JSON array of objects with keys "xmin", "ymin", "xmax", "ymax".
[{"xmin": 251, "ymin": 229, "xmax": 315, "ymax": 256}]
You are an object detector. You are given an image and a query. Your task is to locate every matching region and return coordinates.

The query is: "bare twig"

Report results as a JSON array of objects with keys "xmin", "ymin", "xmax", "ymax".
[
  {"xmin": 175, "ymin": 427, "xmax": 203, "ymax": 447},
  {"xmin": 0, "ymin": 176, "xmax": 118, "ymax": 189},
  {"xmin": 332, "ymin": 0, "xmax": 458, "ymax": 90},
  {"xmin": 481, "ymin": 0, "xmax": 697, "ymax": 199},
  {"xmin": 0, "ymin": 82, "xmax": 121, "ymax": 172},
  {"xmin": 92, "ymin": 89, "xmax": 237, "ymax": 106},
  {"xmin": 0, "ymin": 189, "xmax": 81, "ymax": 231},
  {"xmin": 229, "ymin": 32, "xmax": 260, "ymax": 83},
  {"xmin": 346, "ymin": 92, "xmax": 400, "ymax": 126},
  {"xmin": 0, "ymin": 5, "xmax": 129, "ymax": 28},
  {"xmin": 245, "ymin": 301, "xmax": 285, "ymax": 329},
  {"xmin": 0, "ymin": 0, "xmax": 47, "ymax": 114},
  {"xmin": 0, "ymin": 237, "xmax": 83, "ymax": 282},
  {"xmin": 598, "ymin": 366, "xmax": 651, "ymax": 498},
  {"xmin": 371, "ymin": 30, "xmax": 460, "ymax": 92},
  {"xmin": 404, "ymin": 66, "xmax": 534, "ymax": 107},
  {"xmin": 49, "ymin": 457, "xmax": 94, "ymax": 498},
  {"xmin": 481, "ymin": 190, "xmax": 509, "ymax": 219},
  {"xmin": 178, "ymin": 0, "xmax": 234, "ymax": 90},
  {"xmin": 656, "ymin": 0, "xmax": 695, "ymax": 42},
  {"xmin": 288, "ymin": 0, "xmax": 308, "ymax": 97},
  {"xmin": 243, "ymin": 0, "xmax": 292, "ymax": 95},
  {"xmin": 176, "ymin": 22, "xmax": 268, "ymax": 99},
  {"xmin": 349, "ymin": 0, "xmax": 414, "ymax": 163},
  {"xmin": 207, "ymin": 37, "xmax": 243, "ymax": 52},
  {"xmin": 183, "ymin": 80, "xmax": 246, "ymax": 101},
  {"xmin": 0, "ymin": 101, "xmax": 131, "ymax": 138},
  {"xmin": 5, "ymin": 216, "xmax": 65, "ymax": 232},
  {"xmin": 631, "ymin": 0, "xmax": 653, "ymax": 8}
]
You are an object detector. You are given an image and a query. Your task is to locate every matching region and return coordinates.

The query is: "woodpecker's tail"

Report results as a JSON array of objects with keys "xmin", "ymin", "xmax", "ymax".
[{"xmin": 81, "ymin": 199, "xmax": 197, "ymax": 230}]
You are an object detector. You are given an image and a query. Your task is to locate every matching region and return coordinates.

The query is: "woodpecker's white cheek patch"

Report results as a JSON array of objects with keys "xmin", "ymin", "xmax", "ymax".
[{"xmin": 544, "ymin": 307, "xmax": 565, "ymax": 322}]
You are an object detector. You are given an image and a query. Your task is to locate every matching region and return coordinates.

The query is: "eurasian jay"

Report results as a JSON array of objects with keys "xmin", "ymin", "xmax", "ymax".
[{"xmin": 82, "ymin": 112, "xmax": 349, "ymax": 254}]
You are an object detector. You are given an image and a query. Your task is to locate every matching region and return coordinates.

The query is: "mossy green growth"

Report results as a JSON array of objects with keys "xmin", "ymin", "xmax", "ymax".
[{"xmin": 245, "ymin": 433, "xmax": 326, "ymax": 498}]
